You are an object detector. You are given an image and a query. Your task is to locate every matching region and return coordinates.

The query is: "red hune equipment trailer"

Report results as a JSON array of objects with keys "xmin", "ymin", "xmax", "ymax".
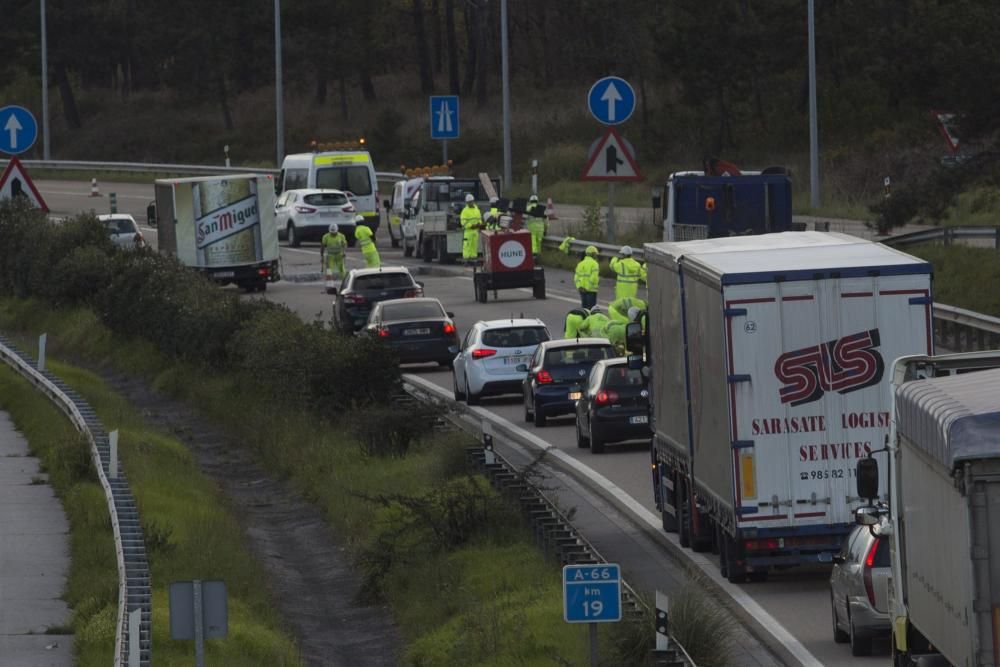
[{"xmin": 473, "ymin": 229, "xmax": 546, "ymax": 302}]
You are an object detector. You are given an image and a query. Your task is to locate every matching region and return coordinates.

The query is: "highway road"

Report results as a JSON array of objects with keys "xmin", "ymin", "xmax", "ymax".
[{"xmin": 38, "ymin": 178, "xmax": 890, "ymax": 666}]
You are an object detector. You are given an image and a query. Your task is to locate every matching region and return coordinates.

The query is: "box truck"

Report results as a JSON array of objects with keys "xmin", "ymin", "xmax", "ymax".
[
  {"xmin": 641, "ymin": 231, "xmax": 934, "ymax": 582},
  {"xmin": 854, "ymin": 353, "xmax": 1000, "ymax": 667},
  {"xmin": 153, "ymin": 174, "xmax": 280, "ymax": 292}
]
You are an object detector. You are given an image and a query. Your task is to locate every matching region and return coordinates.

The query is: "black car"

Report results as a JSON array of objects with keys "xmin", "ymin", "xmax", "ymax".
[
  {"xmin": 521, "ymin": 338, "xmax": 616, "ymax": 427},
  {"xmin": 331, "ymin": 267, "xmax": 423, "ymax": 333},
  {"xmin": 575, "ymin": 358, "xmax": 651, "ymax": 454},
  {"xmin": 362, "ymin": 298, "xmax": 459, "ymax": 366}
]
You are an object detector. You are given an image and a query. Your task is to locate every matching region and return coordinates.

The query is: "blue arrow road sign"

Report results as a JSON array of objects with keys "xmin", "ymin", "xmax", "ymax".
[
  {"xmin": 0, "ymin": 106, "xmax": 38, "ymax": 155},
  {"xmin": 563, "ymin": 563, "xmax": 622, "ymax": 623},
  {"xmin": 587, "ymin": 77, "xmax": 636, "ymax": 126},
  {"xmin": 430, "ymin": 96, "xmax": 460, "ymax": 140}
]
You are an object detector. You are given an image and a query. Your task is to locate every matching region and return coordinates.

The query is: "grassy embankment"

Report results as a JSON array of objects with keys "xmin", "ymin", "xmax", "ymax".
[{"xmin": 0, "ymin": 299, "xmax": 730, "ymax": 666}]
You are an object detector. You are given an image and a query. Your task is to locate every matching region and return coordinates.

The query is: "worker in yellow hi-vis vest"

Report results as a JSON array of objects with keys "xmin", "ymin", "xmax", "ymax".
[
  {"xmin": 353, "ymin": 216, "xmax": 380, "ymax": 268},
  {"xmin": 460, "ymin": 194, "xmax": 482, "ymax": 262},
  {"xmin": 609, "ymin": 246, "xmax": 642, "ymax": 299}
]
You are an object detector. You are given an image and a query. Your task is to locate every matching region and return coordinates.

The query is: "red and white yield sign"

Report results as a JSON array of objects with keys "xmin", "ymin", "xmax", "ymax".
[
  {"xmin": 0, "ymin": 156, "xmax": 48, "ymax": 211},
  {"xmin": 931, "ymin": 110, "xmax": 960, "ymax": 153},
  {"xmin": 581, "ymin": 127, "xmax": 643, "ymax": 182}
]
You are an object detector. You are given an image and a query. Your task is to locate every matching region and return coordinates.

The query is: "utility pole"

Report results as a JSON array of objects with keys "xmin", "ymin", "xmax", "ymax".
[
  {"xmin": 808, "ymin": 0, "xmax": 819, "ymax": 209},
  {"xmin": 500, "ymin": 0, "xmax": 512, "ymax": 188},
  {"xmin": 274, "ymin": 0, "xmax": 285, "ymax": 166},
  {"xmin": 41, "ymin": 0, "xmax": 50, "ymax": 160}
]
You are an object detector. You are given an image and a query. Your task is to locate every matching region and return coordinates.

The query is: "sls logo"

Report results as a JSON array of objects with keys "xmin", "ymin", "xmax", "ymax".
[{"xmin": 774, "ymin": 329, "xmax": 885, "ymax": 407}]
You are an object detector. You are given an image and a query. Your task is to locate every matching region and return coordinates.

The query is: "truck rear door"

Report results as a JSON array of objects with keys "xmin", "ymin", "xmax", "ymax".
[{"xmin": 723, "ymin": 273, "xmax": 932, "ymax": 527}]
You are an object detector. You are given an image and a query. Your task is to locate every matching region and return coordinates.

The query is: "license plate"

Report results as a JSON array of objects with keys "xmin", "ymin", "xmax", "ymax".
[
  {"xmin": 504, "ymin": 356, "xmax": 528, "ymax": 366},
  {"xmin": 404, "ymin": 328, "xmax": 431, "ymax": 336},
  {"xmin": 320, "ymin": 211, "xmax": 337, "ymax": 217},
  {"xmin": 213, "ymin": 271, "xmax": 235, "ymax": 278},
  {"xmin": 568, "ymin": 391, "xmax": 583, "ymax": 400},
  {"xmin": 629, "ymin": 415, "xmax": 649, "ymax": 424}
]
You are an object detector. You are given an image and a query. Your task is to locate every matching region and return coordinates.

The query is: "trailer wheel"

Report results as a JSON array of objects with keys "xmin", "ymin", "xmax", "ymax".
[
  {"xmin": 720, "ymin": 527, "xmax": 746, "ymax": 583},
  {"xmin": 532, "ymin": 275, "xmax": 546, "ymax": 299}
]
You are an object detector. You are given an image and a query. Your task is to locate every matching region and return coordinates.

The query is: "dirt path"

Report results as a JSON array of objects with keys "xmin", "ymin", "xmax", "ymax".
[{"xmin": 102, "ymin": 372, "xmax": 400, "ymax": 667}]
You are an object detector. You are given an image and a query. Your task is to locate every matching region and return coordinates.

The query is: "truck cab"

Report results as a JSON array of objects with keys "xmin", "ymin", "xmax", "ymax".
[{"xmin": 663, "ymin": 168, "xmax": 794, "ymax": 241}]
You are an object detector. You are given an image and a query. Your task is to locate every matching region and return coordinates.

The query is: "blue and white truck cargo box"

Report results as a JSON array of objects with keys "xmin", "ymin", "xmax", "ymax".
[{"xmin": 643, "ymin": 231, "xmax": 934, "ymax": 582}]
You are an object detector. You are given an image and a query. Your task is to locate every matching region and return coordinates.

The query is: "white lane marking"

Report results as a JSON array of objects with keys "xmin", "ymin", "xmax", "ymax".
[{"xmin": 404, "ymin": 373, "xmax": 824, "ymax": 667}]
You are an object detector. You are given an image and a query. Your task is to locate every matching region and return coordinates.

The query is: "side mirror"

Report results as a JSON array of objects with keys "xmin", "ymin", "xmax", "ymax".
[
  {"xmin": 856, "ymin": 457, "xmax": 879, "ymax": 501},
  {"xmin": 516, "ymin": 364, "xmax": 528, "ymax": 373},
  {"xmin": 625, "ymin": 322, "xmax": 644, "ymax": 354},
  {"xmin": 626, "ymin": 354, "xmax": 644, "ymax": 371},
  {"xmin": 855, "ymin": 506, "xmax": 881, "ymax": 527},
  {"xmin": 146, "ymin": 202, "xmax": 157, "ymax": 227}
]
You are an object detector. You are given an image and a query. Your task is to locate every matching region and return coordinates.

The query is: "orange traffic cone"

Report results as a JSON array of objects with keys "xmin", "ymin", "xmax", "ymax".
[
  {"xmin": 89, "ymin": 178, "xmax": 102, "ymax": 197},
  {"xmin": 545, "ymin": 197, "xmax": 558, "ymax": 220}
]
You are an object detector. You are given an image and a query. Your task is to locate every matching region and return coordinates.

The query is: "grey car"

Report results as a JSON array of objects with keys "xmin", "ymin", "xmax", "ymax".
[{"xmin": 830, "ymin": 522, "xmax": 891, "ymax": 656}]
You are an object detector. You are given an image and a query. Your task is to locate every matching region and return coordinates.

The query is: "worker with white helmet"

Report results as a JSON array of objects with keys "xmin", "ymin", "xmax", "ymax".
[
  {"xmin": 353, "ymin": 214, "xmax": 380, "ymax": 268},
  {"xmin": 321, "ymin": 222, "xmax": 347, "ymax": 281},
  {"xmin": 460, "ymin": 193, "xmax": 483, "ymax": 262},
  {"xmin": 574, "ymin": 245, "xmax": 601, "ymax": 309},
  {"xmin": 610, "ymin": 245, "xmax": 643, "ymax": 299},
  {"xmin": 526, "ymin": 193, "xmax": 546, "ymax": 256},
  {"xmin": 608, "ymin": 296, "xmax": 647, "ymax": 323}
]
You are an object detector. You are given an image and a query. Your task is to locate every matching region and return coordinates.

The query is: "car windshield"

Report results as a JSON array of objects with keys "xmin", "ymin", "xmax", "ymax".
[
  {"xmin": 315, "ymin": 166, "xmax": 373, "ymax": 196},
  {"xmin": 382, "ymin": 302, "xmax": 444, "ymax": 320},
  {"xmin": 104, "ymin": 218, "xmax": 135, "ymax": 234},
  {"xmin": 545, "ymin": 345, "xmax": 614, "ymax": 366},
  {"xmin": 303, "ymin": 192, "xmax": 348, "ymax": 206},
  {"xmin": 603, "ymin": 366, "xmax": 645, "ymax": 388},
  {"xmin": 482, "ymin": 327, "xmax": 549, "ymax": 348},
  {"xmin": 352, "ymin": 273, "xmax": 413, "ymax": 290}
]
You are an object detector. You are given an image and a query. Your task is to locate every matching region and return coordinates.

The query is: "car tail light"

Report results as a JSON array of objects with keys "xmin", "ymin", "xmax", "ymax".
[
  {"xmin": 744, "ymin": 538, "xmax": 780, "ymax": 551},
  {"xmin": 134, "ymin": 233, "xmax": 144, "ymax": 246},
  {"xmin": 295, "ymin": 206, "xmax": 317, "ymax": 214},
  {"xmin": 536, "ymin": 370, "xmax": 553, "ymax": 384},
  {"xmin": 342, "ymin": 204, "xmax": 355, "ymax": 213},
  {"xmin": 443, "ymin": 322, "xmax": 456, "ymax": 335},
  {"xmin": 257, "ymin": 267, "xmax": 270, "ymax": 277},
  {"xmin": 345, "ymin": 293, "xmax": 366, "ymax": 304},
  {"xmin": 378, "ymin": 327, "xmax": 390, "ymax": 338},
  {"xmin": 471, "ymin": 348, "xmax": 496, "ymax": 359},
  {"xmin": 595, "ymin": 389, "xmax": 619, "ymax": 405},
  {"xmin": 863, "ymin": 538, "xmax": 879, "ymax": 606},
  {"xmin": 403, "ymin": 288, "xmax": 423, "ymax": 298}
]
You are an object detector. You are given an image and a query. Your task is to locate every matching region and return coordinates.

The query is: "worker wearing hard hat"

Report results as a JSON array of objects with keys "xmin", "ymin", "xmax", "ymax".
[
  {"xmin": 526, "ymin": 194, "xmax": 546, "ymax": 256},
  {"xmin": 574, "ymin": 245, "xmax": 601, "ymax": 309},
  {"xmin": 460, "ymin": 194, "xmax": 482, "ymax": 262},
  {"xmin": 353, "ymin": 216, "xmax": 380, "ymax": 268},
  {"xmin": 609, "ymin": 245, "xmax": 642, "ymax": 299},
  {"xmin": 578, "ymin": 305, "xmax": 611, "ymax": 338},
  {"xmin": 608, "ymin": 296, "xmax": 647, "ymax": 323},
  {"xmin": 484, "ymin": 196, "xmax": 502, "ymax": 231},
  {"xmin": 321, "ymin": 223, "xmax": 347, "ymax": 281}
]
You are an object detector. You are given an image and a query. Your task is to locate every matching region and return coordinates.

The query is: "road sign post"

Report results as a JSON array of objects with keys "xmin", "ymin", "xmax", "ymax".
[
  {"xmin": 587, "ymin": 77, "xmax": 636, "ymax": 126},
  {"xmin": 430, "ymin": 96, "xmax": 460, "ymax": 165},
  {"xmin": 584, "ymin": 80, "xmax": 640, "ymax": 243},
  {"xmin": 0, "ymin": 105, "xmax": 39, "ymax": 156},
  {"xmin": 564, "ymin": 563, "xmax": 622, "ymax": 666}
]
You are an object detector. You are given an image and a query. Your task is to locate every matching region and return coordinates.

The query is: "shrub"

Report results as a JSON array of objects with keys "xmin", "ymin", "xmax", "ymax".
[{"xmin": 350, "ymin": 402, "xmax": 441, "ymax": 458}]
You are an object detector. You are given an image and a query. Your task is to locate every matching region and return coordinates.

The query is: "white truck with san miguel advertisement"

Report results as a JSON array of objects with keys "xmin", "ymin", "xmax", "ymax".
[
  {"xmin": 153, "ymin": 174, "xmax": 280, "ymax": 292},
  {"xmin": 641, "ymin": 232, "xmax": 934, "ymax": 582}
]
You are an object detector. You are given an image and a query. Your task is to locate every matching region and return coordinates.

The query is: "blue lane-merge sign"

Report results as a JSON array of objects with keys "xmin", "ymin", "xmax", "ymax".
[
  {"xmin": 563, "ymin": 563, "xmax": 622, "ymax": 623},
  {"xmin": 429, "ymin": 96, "xmax": 460, "ymax": 140},
  {"xmin": 0, "ymin": 106, "xmax": 38, "ymax": 155}
]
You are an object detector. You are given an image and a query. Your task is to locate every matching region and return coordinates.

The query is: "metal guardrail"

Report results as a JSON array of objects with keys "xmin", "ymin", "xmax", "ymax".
[
  {"xmin": 0, "ymin": 334, "xmax": 150, "ymax": 666},
  {"xmin": 882, "ymin": 225, "xmax": 1000, "ymax": 249}
]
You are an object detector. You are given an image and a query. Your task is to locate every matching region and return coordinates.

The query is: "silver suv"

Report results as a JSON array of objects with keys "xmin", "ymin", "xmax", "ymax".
[{"xmin": 830, "ymin": 522, "xmax": 890, "ymax": 656}]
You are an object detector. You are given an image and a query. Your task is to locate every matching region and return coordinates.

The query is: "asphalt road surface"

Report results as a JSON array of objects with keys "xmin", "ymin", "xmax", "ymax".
[{"xmin": 38, "ymin": 177, "xmax": 892, "ymax": 666}]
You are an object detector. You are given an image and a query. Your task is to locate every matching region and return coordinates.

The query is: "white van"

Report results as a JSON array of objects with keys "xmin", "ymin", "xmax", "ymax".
[{"xmin": 279, "ymin": 151, "xmax": 380, "ymax": 234}]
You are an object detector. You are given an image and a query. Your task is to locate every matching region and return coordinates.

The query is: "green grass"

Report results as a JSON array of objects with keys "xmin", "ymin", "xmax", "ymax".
[
  {"xmin": 938, "ymin": 186, "xmax": 1000, "ymax": 227},
  {"xmin": 907, "ymin": 244, "xmax": 1000, "ymax": 317},
  {"xmin": 0, "ymin": 299, "xmax": 664, "ymax": 666}
]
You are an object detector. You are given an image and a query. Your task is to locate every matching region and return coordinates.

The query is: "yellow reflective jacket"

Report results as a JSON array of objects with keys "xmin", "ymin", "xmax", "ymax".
[
  {"xmin": 460, "ymin": 204, "xmax": 482, "ymax": 230},
  {"xmin": 574, "ymin": 256, "xmax": 600, "ymax": 293}
]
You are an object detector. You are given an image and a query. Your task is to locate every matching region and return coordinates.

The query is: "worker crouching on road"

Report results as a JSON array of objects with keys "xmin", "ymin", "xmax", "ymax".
[
  {"xmin": 564, "ymin": 308, "xmax": 589, "ymax": 339},
  {"xmin": 610, "ymin": 245, "xmax": 642, "ymax": 299},
  {"xmin": 609, "ymin": 296, "xmax": 647, "ymax": 323},
  {"xmin": 353, "ymin": 215, "xmax": 380, "ymax": 268},
  {"xmin": 460, "ymin": 193, "xmax": 482, "ymax": 262},
  {"xmin": 321, "ymin": 223, "xmax": 347, "ymax": 281},
  {"xmin": 574, "ymin": 245, "xmax": 600, "ymax": 309},
  {"xmin": 526, "ymin": 194, "xmax": 545, "ymax": 257},
  {"xmin": 606, "ymin": 305, "xmax": 646, "ymax": 354},
  {"xmin": 578, "ymin": 305, "xmax": 610, "ymax": 338}
]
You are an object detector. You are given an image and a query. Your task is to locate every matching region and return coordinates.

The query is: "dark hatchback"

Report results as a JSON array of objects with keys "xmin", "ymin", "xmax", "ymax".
[
  {"xmin": 332, "ymin": 267, "xmax": 423, "ymax": 333},
  {"xmin": 521, "ymin": 338, "xmax": 615, "ymax": 427},
  {"xmin": 362, "ymin": 298, "xmax": 459, "ymax": 366},
  {"xmin": 575, "ymin": 358, "xmax": 651, "ymax": 454}
]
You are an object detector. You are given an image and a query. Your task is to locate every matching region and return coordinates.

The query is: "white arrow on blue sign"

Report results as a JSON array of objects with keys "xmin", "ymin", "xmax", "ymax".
[
  {"xmin": 587, "ymin": 77, "xmax": 636, "ymax": 126},
  {"xmin": 429, "ymin": 96, "xmax": 460, "ymax": 140},
  {"xmin": 0, "ymin": 106, "xmax": 38, "ymax": 156},
  {"xmin": 563, "ymin": 563, "xmax": 622, "ymax": 623}
]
